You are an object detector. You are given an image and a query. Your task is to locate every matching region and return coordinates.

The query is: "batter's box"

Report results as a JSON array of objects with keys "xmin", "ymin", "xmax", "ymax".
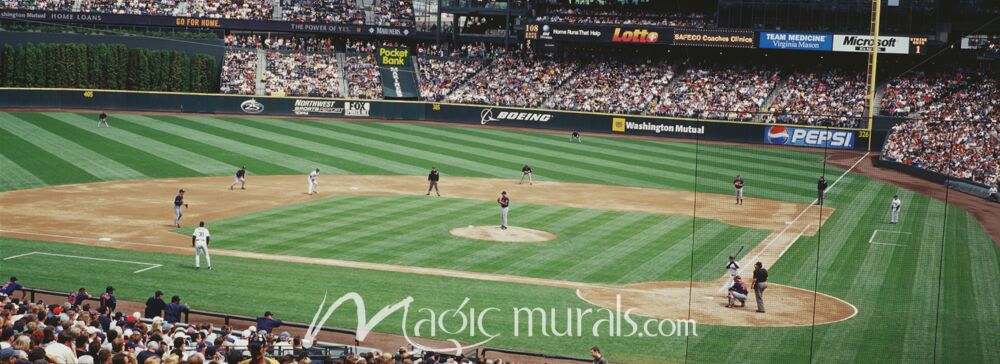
[
  {"xmin": 868, "ymin": 230, "xmax": 912, "ymax": 247},
  {"xmin": 3, "ymin": 251, "xmax": 161, "ymax": 273}
]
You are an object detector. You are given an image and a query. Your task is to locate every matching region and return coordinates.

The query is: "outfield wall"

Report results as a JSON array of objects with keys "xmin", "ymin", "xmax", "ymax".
[{"xmin": 0, "ymin": 88, "xmax": 877, "ymax": 150}]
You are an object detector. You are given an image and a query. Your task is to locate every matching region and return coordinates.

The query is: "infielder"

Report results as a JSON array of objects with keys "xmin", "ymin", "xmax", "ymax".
[
  {"xmin": 725, "ymin": 256, "xmax": 740, "ymax": 289},
  {"xmin": 498, "ymin": 191, "xmax": 510, "ymax": 230},
  {"xmin": 519, "ymin": 165, "xmax": 533, "ymax": 185},
  {"xmin": 890, "ymin": 195, "xmax": 902, "ymax": 224},
  {"xmin": 173, "ymin": 189, "xmax": 188, "ymax": 228},
  {"xmin": 308, "ymin": 168, "xmax": 320, "ymax": 195},
  {"xmin": 229, "ymin": 166, "xmax": 247, "ymax": 190},
  {"xmin": 733, "ymin": 175, "xmax": 745, "ymax": 205},
  {"xmin": 426, "ymin": 167, "xmax": 440, "ymax": 196},
  {"xmin": 192, "ymin": 221, "xmax": 212, "ymax": 270},
  {"xmin": 817, "ymin": 176, "xmax": 828, "ymax": 205},
  {"xmin": 98, "ymin": 112, "xmax": 110, "ymax": 127}
]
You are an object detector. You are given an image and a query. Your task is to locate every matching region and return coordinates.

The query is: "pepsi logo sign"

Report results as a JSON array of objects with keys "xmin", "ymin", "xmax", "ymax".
[{"xmin": 764, "ymin": 126, "xmax": 855, "ymax": 149}]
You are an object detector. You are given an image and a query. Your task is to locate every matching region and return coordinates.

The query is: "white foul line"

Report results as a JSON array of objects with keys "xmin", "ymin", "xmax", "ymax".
[
  {"xmin": 3, "ymin": 251, "xmax": 161, "ymax": 274},
  {"xmin": 868, "ymin": 229, "xmax": 911, "ymax": 247},
  {"xmin": 745, "ymin": 151, "xmax": 869, "ymax": 267}
]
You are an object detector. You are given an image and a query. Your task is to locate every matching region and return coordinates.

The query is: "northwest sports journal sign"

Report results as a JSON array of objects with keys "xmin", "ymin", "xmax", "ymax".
[{"xmin": 759, "ymin": 32, "xmax": 833, "ymax": 51}]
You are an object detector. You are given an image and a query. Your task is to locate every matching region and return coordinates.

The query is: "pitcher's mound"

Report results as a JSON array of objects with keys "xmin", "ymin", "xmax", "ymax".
[{"xmin": 450, "ymin": 226, "xmax": 556, "ymax": 243}]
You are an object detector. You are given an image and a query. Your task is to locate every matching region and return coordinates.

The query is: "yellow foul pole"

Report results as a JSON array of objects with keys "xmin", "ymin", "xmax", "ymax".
[{"xmin": 865, "ymin": 0, "xmax": 883, "ymax": 151}]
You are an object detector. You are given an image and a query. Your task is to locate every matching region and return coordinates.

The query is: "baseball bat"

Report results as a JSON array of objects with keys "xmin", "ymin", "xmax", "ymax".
[{"xmin": 734, "ymin": 245, "xmax": 745, "ymax": 259}]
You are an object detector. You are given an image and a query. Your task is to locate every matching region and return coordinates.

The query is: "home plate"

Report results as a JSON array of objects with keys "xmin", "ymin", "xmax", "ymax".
[
  {"xmin": 99, "ymin": 237, "xmax": 112, "ymax": 241},
  {"xmin": 350, "ymin": 186, "xmax": 359, "ymax": 190}
]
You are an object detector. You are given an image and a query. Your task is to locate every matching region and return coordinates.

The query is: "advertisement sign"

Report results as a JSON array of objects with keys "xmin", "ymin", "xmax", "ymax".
[
  {"xmin": 759, "ymin": 32, "xmax": 833, "ymax": 51},
  {"xmin": 240, "ymin": 99, "xmax": 264, "ymax": 114},
  {"xmin": 764, "ymin": 126, "xmax": 855, "ymax": 149},
  {"xmin": 527, "ymin": 23, "xmax": 672, "ymax": 44},
  {"xmin": 375, "ymin": 47, "xmax": 419, "ymax": 99},
  {"xmin": 345, "ymin": 102, "xmax": 371, "ymax": 117},
  {"xmin": 376, "ymin": 47, "xmax": 411, "ymax": 66},
  {"xmin": 672, "ymin": 28, "xmax": 755, "ymax": 48},
  {"xmin": 292, "ymin": 99, "xmax": 343, "ymax": 116},
  {"xmin": 0, "ymin": 10, "xmax": 413, "ymax": 37},
  {"xmin": 480, "ymin": 108, "xmax": 553, "ymax": 124},
  {"xmin": 832, "ymin": 35, "xmax": 909, "ymax": 54},
  {"xmin": 612, "ymin": 118, "xmax": 705, "ymax": 135}
]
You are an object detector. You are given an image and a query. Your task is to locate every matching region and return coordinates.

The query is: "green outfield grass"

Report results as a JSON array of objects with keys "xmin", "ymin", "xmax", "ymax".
[{"xmin": 1, "ymin": 111, "xmax": 998, "ymax": 363}]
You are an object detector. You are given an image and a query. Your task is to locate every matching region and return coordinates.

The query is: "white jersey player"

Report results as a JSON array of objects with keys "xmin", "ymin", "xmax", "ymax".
[
  {"xmin": 725, "ymin": 256, "xmax": 740, "ymax": 289},
  {"xmin": 192, "ymin": 221, "xmax": 212, "ymax": 270},
  {"xmin": 890, "ymin": 195, "xmax": 902, "ymax": 224},
  {"xmin": 308, "ymin": 168, "xmax": 320, "ymax": 195}
]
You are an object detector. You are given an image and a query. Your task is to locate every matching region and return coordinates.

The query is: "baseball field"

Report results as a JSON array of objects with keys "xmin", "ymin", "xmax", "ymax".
[{"xmin": 0, "ymin": 111, "xmax": 998, "ymax": 363}]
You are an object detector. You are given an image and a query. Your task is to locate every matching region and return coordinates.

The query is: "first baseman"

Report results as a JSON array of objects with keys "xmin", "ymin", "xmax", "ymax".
[
  {"xmin": 229, "ymin": 166, "xmax": 247, "ymax": 190},
  {"xmin": 519, "ymin": 165, "xmax": 533, "ymax": 185},
  {"xmin": 308, "ymin": 168, "xmax": 320, "ymax": 195},
  {"xmin": 733, "ymin": 175, "xmax": 745, "ymax": 205},
  {"xmin": 173, "ymin": 189, "xmax": 188, "ymax": 228},
  {"xmin": 890, "ymin": 195, "xmax": 902, "ymax": 224},
  {"xmin": 98, "ymin": 112, "xmax": 110, "ymax": 128},
  {"xmin": 498, "ymin": 191, "xmax": 510, "ymax": 229},
  {"xmin": 192, "ymin": 221, "xmax": 212, "ymax": 270}
]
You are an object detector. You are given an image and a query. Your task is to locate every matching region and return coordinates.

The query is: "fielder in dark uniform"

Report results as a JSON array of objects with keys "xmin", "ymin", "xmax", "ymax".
[
  {"xmin": 426, "ymin": 167, "xmax": 440, "ymax": 196},
  {"xmin": 571, "ymin": 131, "xmax": 582, "ymax": 143},
  {"xmin": 98, "ymin": 112, "xmax": 110, "ymax": 127},
  {"xmin": 817, "ymin": 176, "xmax": 828, "ymax": 205},
  {"xmin": 498, "ymin": 191, "xmax": 510, "ymax": 229},
  {"xmin": 173, "ymin": 189, "xmax": 188, "ymax": 228},
  {"xmin": 519, "ymin": 165, "xmax": 533, "ymax": 185},
  {"xmin": 733, "ymin": 175, "xmax": 745, "ymax": 205},
  {"xmin": 751, "ymin": 261, "xmax": 768, "ymax": 313},
  {"xmin": 229, "ymin": 166, "xmax": 247, "ymax": 190}
]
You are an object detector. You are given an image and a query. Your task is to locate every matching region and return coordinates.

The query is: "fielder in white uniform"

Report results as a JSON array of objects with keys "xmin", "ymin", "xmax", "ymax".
[
  {"xmin": 725, "ymin": 256, "xmax": 740, "ymax": 289},
  {"xmin": 890, "ymin": 195, "xmax": 902, "ymax": 224},
  {"xmin": 308, "ymin": 168, "xmax": 320, "ymax": 195},
  {"xmin": 192, "ymin": 221, "xmax": 212, "ymax": 270}
]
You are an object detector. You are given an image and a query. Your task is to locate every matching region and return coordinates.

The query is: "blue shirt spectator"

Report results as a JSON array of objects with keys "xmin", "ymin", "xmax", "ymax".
[{"xmin": 256, "ymin": 311, "xmax": 283, "ymax": 333}]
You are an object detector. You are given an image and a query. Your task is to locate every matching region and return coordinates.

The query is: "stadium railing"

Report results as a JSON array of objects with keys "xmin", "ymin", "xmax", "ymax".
[{"xmin": 480, "ymin": 347, "xmax": 591, "ymax": 362}]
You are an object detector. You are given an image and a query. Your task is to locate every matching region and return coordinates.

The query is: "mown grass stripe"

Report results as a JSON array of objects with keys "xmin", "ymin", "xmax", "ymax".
[
  {"xmin": 164, "ymin": 116, "xmax": 361, "ymax": 174},
  {"xmin": 356, "ymin": 121, "xmax": 672, "ymax": 187},
  {"xmin": 113, "ymin": 115, "xmax": 299, "ymax": 176},
  {"xmin": 0, "ymin": 113, "xmax": 147, "ymax": 181},
  {"xmin": 448, "ymin": 206, "xmax": 570, "ymax": 272},
  {"xmin": 45, "ymin": 112, "xmax": 223, "ymax": 175},
  {"xmin": 494, "ymin": 209, "xmax": 616, "ymax": 275},
  {"xmin": 210, "ymin": 196, "xmax": 390, "ymax": 244},
  {"xmin": 0, "ymin": 127, "xmax": 99, "ymax": 185},
  {"xmin": 347, "ymin": 121, "xmax": 659, "ymax": 187},
  {"xmin": 0, "ymin": 153, "xmax": 47, "ymax": 191},
  {"xmin": 280, "ymin": 118, "xmax": 516, "ymax": 178},
  {"xmin": 551, "ymin": 214, "xmax": 664, "ymax": 281},
  {"xmin": 577, "ymin": 216, "xmax": 692, "ymax": 283}
]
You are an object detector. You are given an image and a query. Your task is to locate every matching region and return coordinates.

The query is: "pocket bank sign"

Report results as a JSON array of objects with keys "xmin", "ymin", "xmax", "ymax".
[{"xmin": 759, "ymin": 32, "xmax": 833, "ymax": 51}]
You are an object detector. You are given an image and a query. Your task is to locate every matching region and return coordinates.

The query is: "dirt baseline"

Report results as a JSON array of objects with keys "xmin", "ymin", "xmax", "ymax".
[{"xmin": 0, "ymin": 175, "xmax": 853, "ymax": 327}]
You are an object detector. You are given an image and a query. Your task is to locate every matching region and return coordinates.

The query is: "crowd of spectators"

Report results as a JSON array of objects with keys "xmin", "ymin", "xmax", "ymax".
[
  {"xmin": 281, "ymin": 0, "xmax": 365, "ymax": 24},
  {"xmin": 418, "ymin": 57, "xmax": 484, "ymax": 102},
  {"xmin": 184, "ymin": 0, "xmax": 272, "ymax": 20},
  {"xmin": 546, "ymin": 59, "xmax": 674, "ymax": 115},
  {"xmin": 344, "ymin": 54, "xmax": 383, "ymax": 99},
  {"xmin": 264, "ymin": 51, "xmax": 343, "ymax": 98},
  {"xmin": 446, "ymin": 51, "xmax": 578, "ymax": 108},
  {"xmin": 220, "ymin": 49, "xmax": 258, "ymax": 95},
  {"xmin": 764, "ymin": 70, "xmax": 867, "ymax": 128},
  {"xmin": 225, "ymin": 34, "xmax": 336, "ymax": 52},
  {"xmin": 0, "ymin": 0, "xmax": 76, "ymax": 11},
  {"xmin": 536, "ymin": 6, "xmax": 711, "ymax": 27},
  {"xmin": 0, "ymin": 278, "xmax": 510, "ymax": 364},
  {"xmin": 917, "ymin": 74, "xmax": 1000, "ymax": 123},
  {"xmin": 371, "ymin": 0, "xmax": 414, "ymax": 28},
  {"xmin": 78, "ymin": 0, "xmax": 180, "ymax": 15},
  {"xmin": 880, "ymin": 71, "xmax": 965, "ymax": 117},
  {"xmin": 415, "ymin": 43, "xmax": 503, "ymax": 59},
  {"xmin": 656, "ymin": 64, "xmax": 777, "ymax": 121},
  {"xmin": 882, "ymin": 119, "xmax": 999, "ymax": 185}
]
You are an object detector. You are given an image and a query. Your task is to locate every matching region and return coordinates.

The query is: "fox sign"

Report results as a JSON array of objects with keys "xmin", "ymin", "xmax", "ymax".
[{"xmin": 765, "ymin": 126, "xmax": 856, "ymax": 149}]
